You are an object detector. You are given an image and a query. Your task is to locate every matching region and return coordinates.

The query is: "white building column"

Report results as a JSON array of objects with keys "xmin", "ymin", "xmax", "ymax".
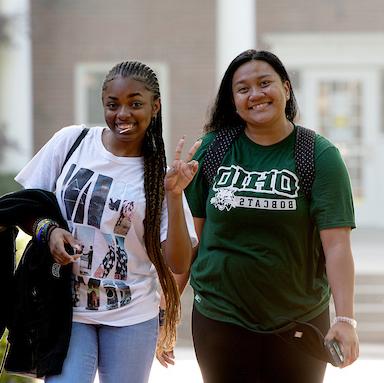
[
  {"xmin": 216, "ymin": 0, "xmax": 256, "ymax": 84},
  {"xmin": 0, "ymin": 0, "xmax": 32, "ymax": 172}
]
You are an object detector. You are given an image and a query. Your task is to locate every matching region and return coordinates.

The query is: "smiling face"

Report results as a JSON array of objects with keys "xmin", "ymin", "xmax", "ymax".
[
  {"xmin": 232, "ymin": 60, "xmax": 290, "ymax": 131},
  {"xmin": 102, "ymin": 76, "xmax": 160, "ymax": 156}
]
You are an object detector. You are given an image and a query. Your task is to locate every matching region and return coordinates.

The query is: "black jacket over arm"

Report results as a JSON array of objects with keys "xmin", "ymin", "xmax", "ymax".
[{"xmin": 0, "ymin": 189, "xmax": 72, "ymax": 378}]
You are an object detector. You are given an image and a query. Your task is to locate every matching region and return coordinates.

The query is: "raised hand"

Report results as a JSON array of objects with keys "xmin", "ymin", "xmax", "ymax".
[{"xmin": 164, "ymin": 136, "xmax": 201, "ymax": 195}]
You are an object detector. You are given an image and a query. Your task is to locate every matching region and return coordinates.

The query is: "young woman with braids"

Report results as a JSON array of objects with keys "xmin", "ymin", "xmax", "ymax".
[
  {"xmin": 14, "ymin": 61, "xmax": 199, "ymax": 383},
  {"xmin": 183, "ymin": 50, "xmax": 359, "ymax": 383}
]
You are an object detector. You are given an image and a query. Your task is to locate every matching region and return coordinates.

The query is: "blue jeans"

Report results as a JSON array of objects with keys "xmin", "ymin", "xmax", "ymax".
[{"xmin": 45, "ymin": 317, "xmax": 158, "ymax": 383}]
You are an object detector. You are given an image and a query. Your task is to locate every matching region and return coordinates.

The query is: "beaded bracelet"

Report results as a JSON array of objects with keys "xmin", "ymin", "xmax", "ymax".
[
  {"xmin": 34, "ymin": 218, "xmax": 52, "ymax": 242},
  {"xmin": 32, "ymin": 217, "xmax": 45, "ymax": 236},
  {"xmin": 159, "ymin": 308, "xmax": 166, "ymax": 327},
  {"xmin": 33, "ymin": 218, "xmax": 59, "ymax": 244},
  {"xmin": 46, "ymin": 223, "xmax": 59, "ymax": 243},
  {"xmin": 332, "ymin": 316, "xmax": 357, "ymax": 329}
]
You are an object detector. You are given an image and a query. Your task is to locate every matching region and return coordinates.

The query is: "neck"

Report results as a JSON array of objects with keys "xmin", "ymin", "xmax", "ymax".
[
  {"xmin": 102, "ymin": 129, "xmax": 143, "ymax": 157},
  {"xmin": 245, "ymin": 120, "xmax": 294, "ymax": 146}
]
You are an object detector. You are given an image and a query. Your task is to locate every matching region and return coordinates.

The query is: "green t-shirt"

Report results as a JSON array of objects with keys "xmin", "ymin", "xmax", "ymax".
[{"xmin": 185, "ymin": 126, "xmax": 355, "ymax": 332}]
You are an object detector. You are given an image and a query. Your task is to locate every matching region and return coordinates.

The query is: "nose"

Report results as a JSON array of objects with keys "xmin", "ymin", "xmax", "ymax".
[
  {"xmin": 117, "ymin": 105, "xmax": 132, "ymax": 120},
  {"xmin": 249, "ymin": 87, "xmax": 263, "ymax": 100}
]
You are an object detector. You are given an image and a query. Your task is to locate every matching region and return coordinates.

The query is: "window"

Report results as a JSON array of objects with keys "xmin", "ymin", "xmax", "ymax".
[{"xmin": 317, "ymin": 80, "xmax": 363, "ymax": 200}]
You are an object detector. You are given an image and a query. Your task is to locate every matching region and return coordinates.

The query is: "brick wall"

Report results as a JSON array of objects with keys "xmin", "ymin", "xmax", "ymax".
[
  {"xmin": 31, "ymin": 0, "xmax": 384, "ymax": 154},
  {"xmin": 257, "ymin": 0, "xmax": 384, "ymax": 34},
  {"xmin": 31, "ymin": 0, "xmax": 216, "ymax": 154}
]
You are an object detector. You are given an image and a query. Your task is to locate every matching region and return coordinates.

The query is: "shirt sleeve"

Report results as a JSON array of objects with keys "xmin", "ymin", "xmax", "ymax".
[
  {"xmin": 310, "ymin": 143, "xmax": 356, "ymax": 230},
  {"xmin": 15, "ymin": 125, "xmax": 85, "ymax": 191}
]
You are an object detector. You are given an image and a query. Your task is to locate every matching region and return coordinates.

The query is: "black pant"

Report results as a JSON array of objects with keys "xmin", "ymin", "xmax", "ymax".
[{"xmin": 192, "ymin": 306, "xmax": 328, "ymax": 383}]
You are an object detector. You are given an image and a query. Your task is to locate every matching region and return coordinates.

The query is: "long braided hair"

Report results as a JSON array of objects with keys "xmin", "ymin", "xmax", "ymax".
[{"xmin": 102, "ymin": 61, "xmax": 180, "ymax": 351}]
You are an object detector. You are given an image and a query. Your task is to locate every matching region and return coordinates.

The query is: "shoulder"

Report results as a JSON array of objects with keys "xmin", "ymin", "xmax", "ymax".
[
  {"xmin": 311, "ymin": 133, "xmax": 349, "ymax": 179},
  {"xmin": 313, "ymin": 132, "xmax": 343, "ymax": 163},
  {"xmin": 200, "ymin": 131, "xmax": 217, "ymax": 148},
  {"xmin": 295, "ymin": 127, "xmax": 345, "ymax": 172},
  {"xmin": 50, "ymin": 125, "xmax": 103, "ymax": 150},
  {"xmin": 314, "ymin": 133, "xmax": 336, "ymax": 153},
  {"xmin": 295, "ymin": 126, "xmax": 340, "ymax": 163},
  {"xmin": 192, "ymin": 131, "xmax": 217, "ymax": 161},
  {"xmin": 295, "ymin": 126, "xmax": 334, "ymax": 155},
  {"xmin": 48, "ymin": 124, "xmax": 89, "ymax": 145}
]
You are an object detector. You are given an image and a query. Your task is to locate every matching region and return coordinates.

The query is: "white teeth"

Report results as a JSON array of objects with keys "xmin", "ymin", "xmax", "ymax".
[
  {"xmin": 251, "ymin": 103, "xmax": 268, "ymax": 110},
  {"xmin": 252, "ymin": 102, "xmax": 268, "ymax": 109},
  {"xmin": 119, "ymin": 123, "xmax": 134, "ymax": 133}
]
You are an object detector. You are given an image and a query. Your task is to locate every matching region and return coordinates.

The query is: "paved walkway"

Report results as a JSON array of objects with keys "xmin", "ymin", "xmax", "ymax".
[{"xmin": 147, "ymin": 344, "xmax": 383, "ymax": 383}]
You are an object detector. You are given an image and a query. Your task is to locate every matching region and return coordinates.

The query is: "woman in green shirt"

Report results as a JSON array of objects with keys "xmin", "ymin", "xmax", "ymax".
[{"xmin": 184, "ymin": 50, "xmax": 359, "ymax": 383}]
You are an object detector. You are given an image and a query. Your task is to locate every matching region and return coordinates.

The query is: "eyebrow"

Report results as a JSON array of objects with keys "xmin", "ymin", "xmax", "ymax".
[
  {"xmin": 127, "ymin": 92, "xmax": 143, "ymax": 98},
  {"xmin": 233, "ymin": 73, "xmax": 273, "ymax": 86},
  {"xmin": 106, "ymin": 92, "xmax": 144, "ymax": 100}
]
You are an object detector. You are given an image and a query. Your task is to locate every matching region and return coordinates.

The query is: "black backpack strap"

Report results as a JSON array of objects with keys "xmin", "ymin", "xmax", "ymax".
[
  {"xmin": 202, "ymin": 125, "xmax": 315, "ymax": 198},
  {"xmin": 295, "ymin": 126, "xmax": 316, "ymax": 200},
  {"xmin": 202, "ymin": 126, "xmax": 243, "ymax": 186},
  {"xmin": 60, "ymin": 127, "xmax": 89, "ymax": 173}
]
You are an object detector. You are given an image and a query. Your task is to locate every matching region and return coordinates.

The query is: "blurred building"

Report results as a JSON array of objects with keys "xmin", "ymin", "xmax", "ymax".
[
  {"xmin": 1, "ymin": 0, "xmax": 384, "ymax": 229},
  {"xmin": 1, "ymin": 0, "xmax": 384, "ymax": 343},
  {"xmin": 2, "ymin": 0, "xmax": 383, "ymax": 228}
]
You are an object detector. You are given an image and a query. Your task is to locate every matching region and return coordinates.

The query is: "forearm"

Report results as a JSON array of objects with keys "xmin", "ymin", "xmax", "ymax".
[
  {"xmin": 0, "ymin": 217, "xmax": 35, "ymax": 235},
  {"xmin": 163, "ymin": 193, "xmax": 193, "ymax": 273},
  {"xmin": 321, "ymin": 228, "xmax": 355, "ymax": 318},
  {"xmin": 18, "ymin": 218, "xmax": 35, "ymax": 236},
  {"xmin": 326, "ymin": 247, "xmax": 355, "ymax": 318},
  {"xmin": 174, "ymin": 270, "xmax": 191, "ymax": 295},
  {"xmin": 321, "ymin": 227, "xmax": 359, "ymax": 366},
  {"xmin": 159, "ymin": 271, "xmax": 191, "ymax": 309}
]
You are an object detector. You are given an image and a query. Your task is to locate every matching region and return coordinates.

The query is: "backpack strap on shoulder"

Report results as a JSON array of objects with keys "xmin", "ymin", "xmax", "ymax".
[
  {"xmin": 295, "ymin": 126, "xmax": 316, "ymax": 200},
  {"xmin": 61, "ymin": 127, "xmax": 89, "ymax": 173},
  {"xmin": 202, "ymin": 126, "xmax": 243, "ymax": 186},
  {"xmin": 201, "ymin": 124, "xmax": 315, "ymax": 198}
]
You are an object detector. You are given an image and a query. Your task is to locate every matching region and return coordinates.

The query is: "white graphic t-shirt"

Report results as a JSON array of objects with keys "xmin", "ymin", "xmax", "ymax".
[{"xmin": 15, "ymin": 125, "xmax": 198, "ymax": 326}]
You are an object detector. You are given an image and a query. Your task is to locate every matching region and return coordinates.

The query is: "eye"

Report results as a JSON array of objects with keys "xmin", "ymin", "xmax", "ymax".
[
  {"xmin": 260, "ymin": 80, "xmax": 271, "ymax": 88},
  {"xmin": 237, "ymin": 87, "xmax": 249, "ymax": 94},
  {"xmin": 106, "ymin": 103, "xmax": 117, "ymax": 110},
  {"xmin": 132, "ymin": 101, "xmax": 143, "ymax": 108}
]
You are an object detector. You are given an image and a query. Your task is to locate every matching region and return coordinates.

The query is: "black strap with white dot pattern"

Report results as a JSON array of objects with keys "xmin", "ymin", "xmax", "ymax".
[
  {"xmin": 202, "ymin": 125, "xmax": 316, "ymax": 199},
  {"xmin": 202, "ymin": 126, "xmax": 243, "ymax": 186},
  {"xmin": 295, "ymin": 126, "xmax": 316, "ymax": 200}
]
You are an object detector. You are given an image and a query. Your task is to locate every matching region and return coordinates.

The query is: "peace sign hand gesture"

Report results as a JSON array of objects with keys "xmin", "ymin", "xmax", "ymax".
[{"xmin": 164, "ymin": 137, "xmax": 201, "ymax": 196}]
